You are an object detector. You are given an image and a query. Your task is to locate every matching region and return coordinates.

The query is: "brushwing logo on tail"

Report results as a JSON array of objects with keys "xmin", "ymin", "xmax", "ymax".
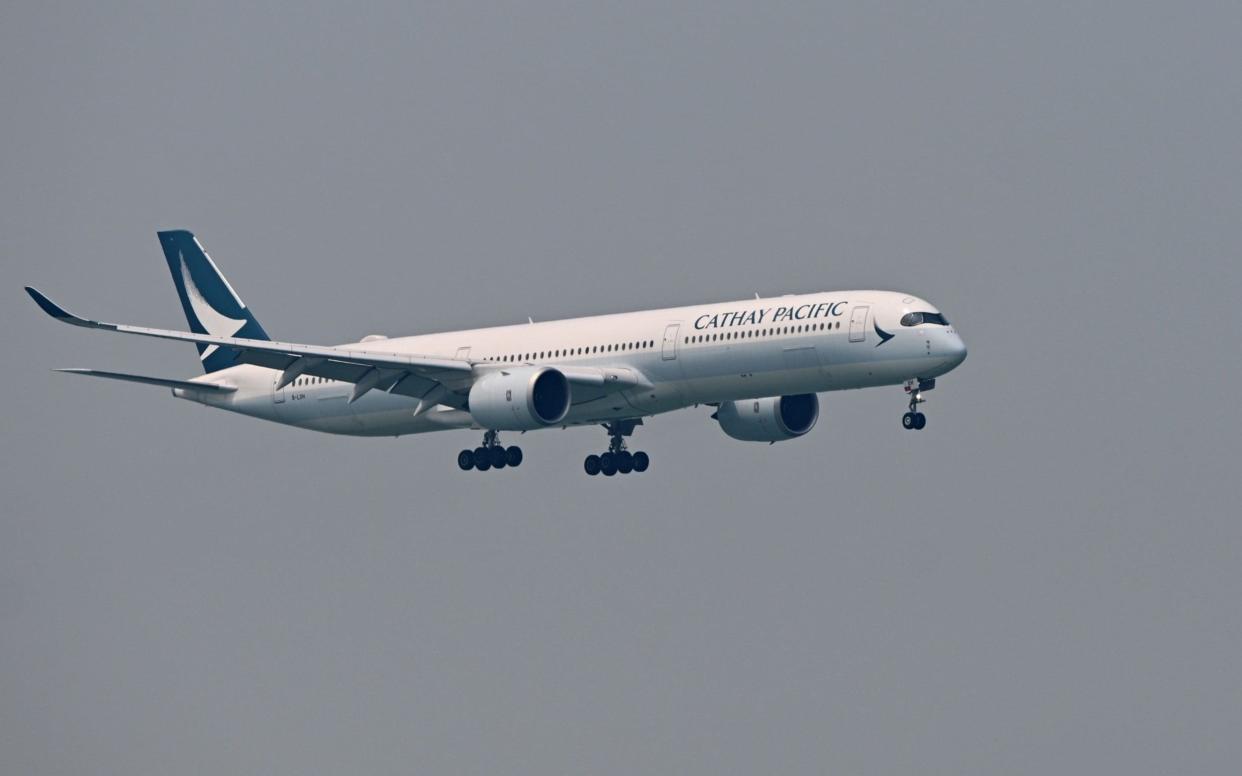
[{"xmin": 179, "ymin": 254, "xmax": 247, "ymax": 360}]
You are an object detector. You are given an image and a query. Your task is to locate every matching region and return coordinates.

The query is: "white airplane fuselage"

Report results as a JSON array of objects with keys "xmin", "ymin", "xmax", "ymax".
[{"xmin": 184, "ymin": 289, "xmax": 967, "ymax": 437}]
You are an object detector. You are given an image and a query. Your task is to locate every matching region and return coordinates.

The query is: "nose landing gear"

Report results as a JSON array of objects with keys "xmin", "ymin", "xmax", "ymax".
[
  {"xmin": 584, "ymin": 419, "xmax": 649, "ymax": 476},
  {"xmin": 902, "ymin": 378, "xmax": 935, "ymax": 431},
  {"xmin": 458, "ymin": 429, "xmax": 524, "ymax": 471}
]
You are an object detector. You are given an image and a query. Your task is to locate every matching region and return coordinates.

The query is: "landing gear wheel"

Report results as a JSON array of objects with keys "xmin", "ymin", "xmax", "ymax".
[
  {"xmin": 584, "ymin": 420, "xmax": 643, "ymax": 478},
  {"xmin": 903, "ymin": 379, "xmax": 935, "ymax": 432},
  {"xmin": 616, "ymin": 451, "xmax": 634, "ymax": 474},
  {"xmin": 506, "ymin": 446, "xmax": 523, "ymax": 467},
  {"xmin": 489, "ymin": 446, "xmax": 508, "ymax": 469},
  {"xmin": 631, "ymin": 451, "xmax": 650, "ymax": 472},
  {"xmin": 457, "ymin": 450, "xmax": 475, "ymax": 470},
  {"xmin": 472, "ymin": 446, "xmax": 491, "ymax": 471}
]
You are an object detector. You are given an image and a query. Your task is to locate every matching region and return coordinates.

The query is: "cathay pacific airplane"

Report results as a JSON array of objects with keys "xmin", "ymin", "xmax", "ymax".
[{"xmin": 26, "ymin": 230, "xmax": 967, "ymax": 475}]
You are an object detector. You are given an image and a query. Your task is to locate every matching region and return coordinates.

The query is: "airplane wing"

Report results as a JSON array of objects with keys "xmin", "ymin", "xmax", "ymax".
[
  {"xmin": 27, "ymin": 286, "xmax": 474, "ymax": 407},
  {"xmin": 27, "ymin": 287, "xmax": 649, "ymax": 410},
  {"xmin": 54, "ymin": 368, "xmax": 238, "ymax": 393}
]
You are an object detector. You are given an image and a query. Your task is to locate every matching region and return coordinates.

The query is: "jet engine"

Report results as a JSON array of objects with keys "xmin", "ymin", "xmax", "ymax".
[
  {"xmin": 468, "ymin": 366, "xmax": 571, "ymax": 430},
  {"xmin": 714, "ymin": 393, "xmax": 819, "ymax": 442}
]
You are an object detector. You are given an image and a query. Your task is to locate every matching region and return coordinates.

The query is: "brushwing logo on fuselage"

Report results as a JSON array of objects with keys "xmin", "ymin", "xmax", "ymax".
[
  {"xmin": 874, "ymin": 319, "xmax": 895, "ymax": 346},
  {"xmin": 179, "ymin": 254, "xmax": 247, "ymax": 360}
]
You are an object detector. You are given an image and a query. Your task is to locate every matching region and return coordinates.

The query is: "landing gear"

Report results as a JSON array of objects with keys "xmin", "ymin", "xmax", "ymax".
[
  {"xmin": 902, "ymin": 378, "xmax": 934, "ymax": 431},
  {"xmin": 459, "ymin": 430, "xmax": 523, "ymax": 472},
  {"xmin": 584, "ymin": 420, "xmax": 649, "ymax": 476}
]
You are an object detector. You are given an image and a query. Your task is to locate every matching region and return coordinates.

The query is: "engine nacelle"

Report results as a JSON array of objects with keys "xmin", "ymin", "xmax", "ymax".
[
  {"xmin": 468, "ymin": 366, "xmax": 571, "ymax": 430},
  {"xmin": 715, "ymin": 393, "xmax": 819, "ymax": 442}
]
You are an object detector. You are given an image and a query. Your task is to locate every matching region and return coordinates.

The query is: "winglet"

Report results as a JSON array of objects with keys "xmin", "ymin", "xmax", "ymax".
[
  {"xmin": 26, "ymin": 286, "xmax": 74, "ymax": 320},
  {"xmin": 25, "ymin": 287, "xmax": 113, "ymax": 330}
]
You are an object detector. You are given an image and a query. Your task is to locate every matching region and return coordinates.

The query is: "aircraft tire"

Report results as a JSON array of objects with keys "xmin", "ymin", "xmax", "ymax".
[
  {"xmin": 473, "ymin": 447, "xmax": 491, "ymax": 471},
  {"xmin": 489, "ymin": 446, "xmax": 507, "ymax": 469},
  {"xmin": 506, "ymin": 446, "xmax": 523, "ymax": 467},
  {"xmin": 632, "ymin": 451, "xmax": 649, "ymax": 472},
  {"xmin": 457, "ymin": 450, "xmax": 475, "ymax": 470},
  {"xmin": 584, "ymin": 454, "xmax": 601, "ymax": 476}
]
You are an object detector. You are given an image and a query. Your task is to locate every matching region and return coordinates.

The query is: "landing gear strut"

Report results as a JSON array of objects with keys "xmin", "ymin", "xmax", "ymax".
[
  {"xmin": 458, "ymin": 429, "xmax": 523, "ymax": 471},
  {"xmin": 902, "ymin": 378, "xmax": 934, "ymax": 430},
  {"xmin": 584, "ymin": 419, "xmax": 650, "ymax": 476}
]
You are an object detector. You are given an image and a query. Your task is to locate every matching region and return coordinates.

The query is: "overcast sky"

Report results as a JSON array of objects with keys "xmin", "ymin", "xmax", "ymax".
[{"xmin": 2, "ymin": 2, "xmax": 1240, "ymax": 774}]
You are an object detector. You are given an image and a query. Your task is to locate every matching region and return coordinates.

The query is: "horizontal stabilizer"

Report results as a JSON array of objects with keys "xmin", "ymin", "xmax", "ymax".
[{"xmin": 54, "ymin": 368, "xmax": 237, "ymax": 393}]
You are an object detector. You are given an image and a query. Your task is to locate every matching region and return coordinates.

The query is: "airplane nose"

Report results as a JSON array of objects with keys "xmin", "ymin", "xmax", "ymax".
[{"xmin": 946, "ymin": 334, "xmax": 968, "ymax": 368}]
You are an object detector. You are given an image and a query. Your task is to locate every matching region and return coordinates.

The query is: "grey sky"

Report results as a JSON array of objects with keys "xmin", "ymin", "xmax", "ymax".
[{"xmin": 2, "ymin": 2, "xmax": 1239, "ymax": 774}]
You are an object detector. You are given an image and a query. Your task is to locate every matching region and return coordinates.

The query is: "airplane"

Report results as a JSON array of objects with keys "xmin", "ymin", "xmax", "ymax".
[{"xmin": 25, "ymin": 230, "xmax": 967, "ymax": 476}]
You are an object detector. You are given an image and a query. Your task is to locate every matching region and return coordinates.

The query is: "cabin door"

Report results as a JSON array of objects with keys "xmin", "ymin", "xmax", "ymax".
[
  {"xmin": 849, "ymin": 306, "xmax": 869, "ymax": 343},
  {"xmin": 661, "ymin": 323, "xmax": 680, "ymax": 360}
]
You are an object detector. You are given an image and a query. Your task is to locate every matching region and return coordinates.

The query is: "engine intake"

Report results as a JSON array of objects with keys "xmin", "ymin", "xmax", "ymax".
[
  {"xmin": 715, "ymin": 393, "xmax": 819, "ymax": 442},
  {"xmin": 468, "ymin": 366, "xmax": 571, "ymax": 430}
]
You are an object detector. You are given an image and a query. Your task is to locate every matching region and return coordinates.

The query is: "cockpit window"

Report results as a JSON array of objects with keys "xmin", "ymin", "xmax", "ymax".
[{"xmin": 900, "ymin": 311, "xmax": 949, "ymax": 327}]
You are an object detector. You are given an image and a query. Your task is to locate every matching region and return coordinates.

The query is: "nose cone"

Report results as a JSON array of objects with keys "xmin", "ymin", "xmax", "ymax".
[{"xmin": 945, "ymin": 333, "xmax": 968, "ymax": 370}]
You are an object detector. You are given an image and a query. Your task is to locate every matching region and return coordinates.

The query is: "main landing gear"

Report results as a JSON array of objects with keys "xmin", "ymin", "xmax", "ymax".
[
  {"xmin": 584, "ymin": 420, "xmax": 650, "ymax": 477},
  {"xmin": 902, "ymin": 378, "xmax": 935, "ymax": 431},
  {"xmin": 458, "ymin": 429, "xmax": 523, "ymax": 472}
]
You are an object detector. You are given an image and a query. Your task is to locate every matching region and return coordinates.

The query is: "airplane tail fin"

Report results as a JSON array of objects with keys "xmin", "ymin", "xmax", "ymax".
[{"xmin": 157, "ymin": 230, "xmax": 270, "ymax": 373}]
